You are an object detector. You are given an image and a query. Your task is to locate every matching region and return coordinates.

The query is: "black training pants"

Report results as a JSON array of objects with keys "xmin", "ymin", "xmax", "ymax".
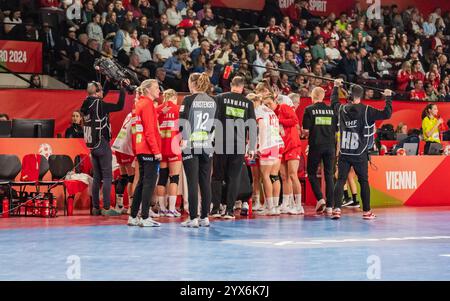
[
  {"xmin": 211, "ymin": 154, "xmax": 244, "ymax": 214},
  {"xmin": 91, "ymin": 137, "xmax": 113, "ymax": 209},
  {"xmin": 183, "ymin": 152, "xmax": 213, "ymax": 220},
  {"xmin": 131, "ymin": 154, "xmax": 159, "ymax": 220},
  {"xmin": 307, "ymin": 146, "xmax": 335, "ymax": 208},
  {"xmin": 333, "ymin": 156, "xmax": 370, "ymax": 212}
]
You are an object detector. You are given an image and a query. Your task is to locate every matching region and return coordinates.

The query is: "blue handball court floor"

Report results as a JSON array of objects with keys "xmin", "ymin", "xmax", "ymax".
[{"xmin": 0, "ymin": 206, "xmax": 450, "ymax": 281}]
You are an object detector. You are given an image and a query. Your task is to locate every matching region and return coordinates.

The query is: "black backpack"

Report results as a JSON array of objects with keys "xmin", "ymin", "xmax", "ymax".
[{"xmin": 378, "ymin": 124, "xmax": 396, "ymax": 140}]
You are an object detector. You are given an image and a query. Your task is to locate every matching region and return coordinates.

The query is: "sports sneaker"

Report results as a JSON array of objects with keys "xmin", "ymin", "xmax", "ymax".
[
  {"xmin": 140, "ymin": 217, "xmax": 161, "ymax": 227},
  {"xmin": 223, "ymin": 212, "xmax": 235, "ymax": 219},
  {"xmin": 92, "ymin": 208, "xmax": 101, "ymax": 216},
  {"xmin": 210, "ymin": 211, "xmax": 222, "ymax": 218},
  {"xmin": 234, "ymin": 200, "xmax": 242, "ymax": 210},
  {"xmin": 159, "ymin": 210, "xmax": 169, "ymax": 217},
  {"xmin": 342, "ymin": 197, "xmax": 353, "ymax": 207},
  {"xmin": 181, "ymin": 218, "xmax": 199, "ymax": 228},
  {"xmin": 346, "ymin": 201, "xmax": 361, "ymax": 208},
  {"xmin": 220, "ymin": 204, "xmax": 227, "ymax": 216},
  {"xmin": 199, "ymin": 217, "xmax": 210, "ymax": 227},
  {"xmin": 324, "ymin": 207, "xmax": 333, "ymax": 216},
  {"xmin": 149, "ymin": 209, "xmax": 160, "ymax": 218},
  {"xmin": 240, "ymin": 202, "xmax": 249, "ymax": 216},
  {"xmin": 363, "ymin": 211, "xmax": 376, "ymax": 220},
  {"xmin": 268, "ymin": 207, "xmax": 278, "ymax": 216},
  {"xmin": 101, "ymin": 208, "xmax": 122, "ymax": 216},
  {"xmin": 288, "ymin": 207, "xmax": 300, "ymax": 215},
  {"xmin": 127, "ymin": 216, "xmax": 141, "ymax": 226},
  {"xmin": 256, "ymin": 209, "xmax": 269, "ymax": 216},
  {"xmin": 331, "ymin": 209, "xmax": 341, "ymax": 220},
  {"xmin": 253, "ymin": 201, "xmax": 265, "ymax": 212},
  {"xmin": 315, "ymin": 199, "xmax": 326, "ymax": 214},
  {"xmin": 166, "ymin": 210, "xmax": 181, "ymax": 218},
  {"xmin": 115, "ymin": 204, "xmax": 126, "ymax": 214},
  {"xmin": 297, "ymin": 205, "xmax": 305, "ymax": 215}
]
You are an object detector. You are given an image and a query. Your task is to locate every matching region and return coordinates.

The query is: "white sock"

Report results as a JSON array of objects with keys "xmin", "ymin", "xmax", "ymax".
[
  {"xmin": 266, "ymin": 197, "xmax": 273, "ymax": 210},
  {"xmin": 289, "ymin": 195, "xmax": 295, "ymax": 208},
  {"xmin": 273, "ymin": 196, "xmax": 280, "ymax": 208},
  {"xmin": 157, "ymin": 196, "xmax": 167, "ymax": 211},
  {"xmin": 295, "ymin": 194, "xmax": 302, "ymax": 208},
  {"xmin": 168, "ymin": 195, "xmax": 177, "ymax": 211},
  {"xmin": 282, "ymin": 195, "xmax": 290, "ymax": 208},
  {"xmin": 116, "ymin": 194, "xmax": 123, "ymax": 207},
  {"xmin": 253, "ymin": 194, "xmax": 260, "ymax": 205}
]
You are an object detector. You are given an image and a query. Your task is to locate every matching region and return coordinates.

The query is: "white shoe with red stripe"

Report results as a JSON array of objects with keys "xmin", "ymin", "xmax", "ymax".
[{"xmin": 363, "ymin": 211, "xmax": 376, "ymax": 220}]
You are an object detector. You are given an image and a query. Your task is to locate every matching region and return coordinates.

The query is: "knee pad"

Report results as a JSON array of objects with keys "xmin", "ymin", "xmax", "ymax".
[
  {"xmin": 116, "ymin": 175, "xmax": 129, "ymax": 194},
  {"xmin": 269, "ymin": 175, "xmax": 280, "ymax": 183},
  {"xmin": 128, "ymin": 175, "xmax": 135, "ymax": 184},
  {"xmin": 157, "ymin": 168, "xmax": 169, "ymax": 186},
  {"xmin": 169, "ymin": 174, "xmax": 180, "ymax": 185}
]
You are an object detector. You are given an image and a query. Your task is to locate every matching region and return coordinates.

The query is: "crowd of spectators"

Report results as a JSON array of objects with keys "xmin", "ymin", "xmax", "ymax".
[{"xmin": 0, "ymin": 0, "xmax": 450, "ymax": 100}]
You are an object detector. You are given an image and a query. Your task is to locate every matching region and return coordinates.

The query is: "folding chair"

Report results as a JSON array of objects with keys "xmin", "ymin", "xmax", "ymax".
[
  {"xmin": 40, "ymin": 155, "xmax": 74, "ymax": 215},
  {"xmin": 0, "ymin": 155, "xmax": 22, "ymax": 212}
]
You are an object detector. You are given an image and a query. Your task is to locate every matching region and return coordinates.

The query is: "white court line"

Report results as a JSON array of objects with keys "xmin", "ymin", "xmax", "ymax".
[
  {"xmin": 439, "ymin": 254, "xmax": 450, "ymax": 257},
  {"xmin": 227, "ymin": 235, "xmax": 450, "ymax": 248}
]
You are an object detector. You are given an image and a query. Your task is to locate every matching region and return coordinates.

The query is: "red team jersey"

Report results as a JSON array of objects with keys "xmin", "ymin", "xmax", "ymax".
[
  {"xmin": 156, "ymin": 101, "xmax": 181, "ymax": 159},
  {"xmin": 274, "ymin": 103, "xmax": 302, "ymax": 151}
]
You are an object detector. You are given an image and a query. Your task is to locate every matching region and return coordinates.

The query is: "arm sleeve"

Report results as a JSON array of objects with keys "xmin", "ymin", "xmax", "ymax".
[
  {"xmin": 331, "ymin": 87, "xmax": 341, "ymax": 114},
  {"xmin": 142, "ymin": 102, "xmax": 161, "ymax": 154},
  {"xmin": 247, "ymin": 101, "xmax": 257, "ymax": 152},
  {"xmin": 302, "ymin": 108, "xmax": 311, "ymax": 130},
  {"xmin": 367, "ymin": 96, "xmax": 392, "ymax": 123},
  {"xmin": 102, "ymin": 88, "xmax": 125, "ymax": 113},
  {"xmin": 277, "ymin": 105, "xmax": 299, "ymax": 127},
  {"xmin": 179, "ymin": 96, "xmax": 191, "ymax": 141}
]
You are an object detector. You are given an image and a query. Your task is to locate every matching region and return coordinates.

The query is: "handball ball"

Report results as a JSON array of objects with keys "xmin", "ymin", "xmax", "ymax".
[
  {"xmin": 39, "ymin": 143, "xmax": 53, "ymax": 160},
  {"xmin": 396, "ymin": 148, "xmax": 406, "ymax": 156},
  {"xmin": 444, "ymin": 145, "xmax": 450, "ymax": 156}
]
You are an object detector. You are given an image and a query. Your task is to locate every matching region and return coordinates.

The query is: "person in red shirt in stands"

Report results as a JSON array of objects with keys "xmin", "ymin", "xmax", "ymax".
[
  {"xmin": 426, "ymin": 63, "xmax": 441, "ymax": 89},
  {"xmin": 128, "ymin": 79, "xmax": 162, "ymax": 228},
  {"xmin": 410, "ymin": 80, "xmax": 426, "ymax": 101},
  {"xmin": 267, "ymin": 94, "xmax": 304, "ymax": 215},
  {"xmin": 411, "ymin": 60, "xmax": 425, "ymax": 83},
  {"xmin": 155, "ymin": 89, "xmax": 182, "ymax": 218},
  {"xmin": 396, "ymin": 61, "xmax": 413, "ymax": 91}
]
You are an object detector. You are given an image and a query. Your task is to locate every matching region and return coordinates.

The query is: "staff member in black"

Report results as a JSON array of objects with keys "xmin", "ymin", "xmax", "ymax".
[
  {"xmin": 302, "ymin": 86, "xmax": 337, "ymax": 215},
  {"xmin": 211, "ymin": 76, "xmax": 257, "ymax": 219},
  {"xmin": 179, "ymin": 73, "xmax": 217, "ymax": 228},
  {"xmin": 331, "ymin": 79, "xmax": 393, "ymax": 220},
  {"xmin": 81, "ymin": 79, "xmax": 129, "ymax": 216}
]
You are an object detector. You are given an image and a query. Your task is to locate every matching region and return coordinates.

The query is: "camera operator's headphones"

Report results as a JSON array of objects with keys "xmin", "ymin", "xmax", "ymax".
[{"xmin": 89, "ymin": 81, "xmax": 101, "ymax": 93}]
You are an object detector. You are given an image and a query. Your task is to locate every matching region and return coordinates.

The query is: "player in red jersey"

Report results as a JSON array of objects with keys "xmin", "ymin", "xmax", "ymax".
[
  {"xmin": 268, "ymin": 94, "xmax": 304, "ymax": 215},
  {"xmin": 155, "ymin": 89, "xmax": 182, "ymax": 217}
]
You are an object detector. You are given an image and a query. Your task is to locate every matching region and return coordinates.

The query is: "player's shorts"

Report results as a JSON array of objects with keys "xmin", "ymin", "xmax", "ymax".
[
  {"xmin": 162, "ymin": 154, "xmax": 182, "ymax": 163},
  {"xmin": 115, "ymin": 152, "xmax": 135, "ymax": 165},
  {"xmin": 282, "ymin": 147, "xmax": 302, "ymax": 163},
  {"xmin": 259, "ymin": 146, "xmax": 284, "ymax": 165}
]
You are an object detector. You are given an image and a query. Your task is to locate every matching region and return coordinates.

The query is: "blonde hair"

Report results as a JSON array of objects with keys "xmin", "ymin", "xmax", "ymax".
[
  {"xmin": 140, "ymin": 79, "xmax": 158, "ymax": 93},
  {"xmin": 189, "ymin": 72, "xmax": 211, "ymax": 93},
  {"xmin": 163, "ymin": 89, "xmax": 178, "ymax": 103},
  {"xmin": 254, "ymin": 81, "xmax": 270, "ymax": 94},
  {"xmin": 311, "ymin": 87, "xmax": 325, "ymax": 101},
  {"xmin": 246, "ymin": 93, "xmax": 260, "ymax": 103},
  {"xmin": 288, "ymin": 93, "xmax": 300, "ymax": 104}
]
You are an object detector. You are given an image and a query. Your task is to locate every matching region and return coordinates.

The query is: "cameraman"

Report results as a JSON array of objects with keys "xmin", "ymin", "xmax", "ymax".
[
  {"xmin": 81, "ymin": 79, "xmax": 130, "ymax": 216},
  {"xmin": 331, "ymin": 80, "xmax": 392, "ymax": 220}
]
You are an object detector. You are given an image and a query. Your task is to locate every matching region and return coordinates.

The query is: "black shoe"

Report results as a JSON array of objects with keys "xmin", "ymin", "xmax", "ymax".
[
  {"xmin": 210, "ymin": 209, "xmax": 221, "ymax": 218},
  {"xmin": 345, "ymin": 201, "xmax": 360, "ymax": 208},
  {"xmin": 342, "ymin": 198, "xmax": 353, "ymax": 207},
  {"xmin": 223, "ymin": 211, "xmax": 235, "ymax": 219}
]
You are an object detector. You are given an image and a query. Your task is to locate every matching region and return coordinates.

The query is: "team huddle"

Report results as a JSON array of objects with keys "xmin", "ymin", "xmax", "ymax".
[{"xmin": 82, "ymin": 72, "xmax": 393, "ymax": 228}]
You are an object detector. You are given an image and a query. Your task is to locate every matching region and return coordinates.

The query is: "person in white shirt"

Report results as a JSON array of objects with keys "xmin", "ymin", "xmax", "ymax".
[
  {"xmin": 87, "ymin": 13, "xmax": 103, "ymax": 48},
  {"xmin": 134, "ymin": 35, "xmax": 152, "ymax": 65},
  {"xmin": 253, "ymin": 49, "xmax": 271, "ymax": 83},
  {"xmin": 4, "ymin": 9, "xmax": 22, "ymax": 34},
  {"xmin": 166, "ymin": 0, "xmax": 183, "ymax": 27},
  {"xmin": 204, "ymin": 24, "xmax": 225, "ymax": 44},
  {"xmin": 252, "ymin": 92, "xmax": 284, "ymax": 216},
  {"xmin": 182, "ymin": 28, "xmax": 199, "ymax": 53},
  {"xmin": 325, "ymin": 38, "xmax": 342, "ymax": 61},
  {"xmin": 153, "ymin": 36, "xmax": 173, "ymax": 63}
]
